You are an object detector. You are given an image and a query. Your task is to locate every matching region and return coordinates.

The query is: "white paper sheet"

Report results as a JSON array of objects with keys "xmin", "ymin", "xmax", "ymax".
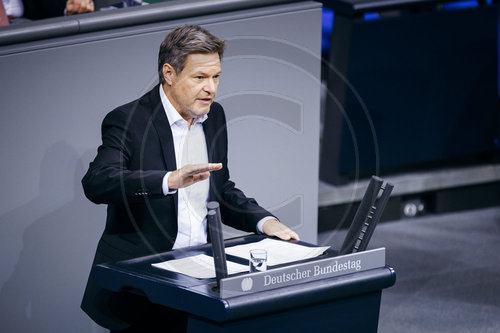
[
  {"xmin": 225, "ymin": 238, "xmax": 330, "ymax": 267},
  {"xmin": 152, "ymin": 254, "xmax": 248, "ymax": 279}
]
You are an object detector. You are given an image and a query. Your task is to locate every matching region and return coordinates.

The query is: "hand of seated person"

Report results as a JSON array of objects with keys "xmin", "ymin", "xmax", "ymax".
[{"xmin": 66, "ymin": 0, "xmax": 95, "ymax": 15}]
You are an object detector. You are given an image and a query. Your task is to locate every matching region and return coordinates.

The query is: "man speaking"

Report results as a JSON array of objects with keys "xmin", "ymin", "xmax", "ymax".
[{"xmin": 81, "ymin": 25, "xmax": 299, "ymax": 332}]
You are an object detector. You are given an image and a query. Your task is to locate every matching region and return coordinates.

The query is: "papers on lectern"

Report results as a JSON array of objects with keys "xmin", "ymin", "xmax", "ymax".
[
  {"xmin": 152, "ymin": 254, "xmax": 248, "ymax": 279},
  {"xmin": 151, "ymin": 239, "xmax": 329, "ymax": 279},
  {"xmin": 225, "ymin": 238, "xmax": 330, "ymax": 266}
]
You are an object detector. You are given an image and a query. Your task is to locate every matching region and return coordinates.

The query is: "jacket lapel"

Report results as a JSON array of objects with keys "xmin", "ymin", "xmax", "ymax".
[
  {"xmin": 148, "ymin": 84, "xmax": 177, "ymax": 171},
  {"xmin": 148, "ymin": 85, "xmax": 178, "ymax": 208}
]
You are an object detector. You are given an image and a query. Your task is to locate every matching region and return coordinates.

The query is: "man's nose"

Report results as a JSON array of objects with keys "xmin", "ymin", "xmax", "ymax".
[{"xmin": 204, "ymin": 79, "xmax": 217, "ymax": 94}]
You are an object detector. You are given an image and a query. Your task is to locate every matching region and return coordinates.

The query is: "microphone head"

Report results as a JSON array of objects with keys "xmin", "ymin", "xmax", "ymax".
[{"xmin": 207, "ymin": 201, "xmax": 220, "ymax": 210}]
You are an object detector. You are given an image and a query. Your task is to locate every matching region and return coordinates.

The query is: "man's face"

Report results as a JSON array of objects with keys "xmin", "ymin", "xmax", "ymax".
[{"xmin": 163, "ymin": 53, "xmax": 221, "ymax": 121}]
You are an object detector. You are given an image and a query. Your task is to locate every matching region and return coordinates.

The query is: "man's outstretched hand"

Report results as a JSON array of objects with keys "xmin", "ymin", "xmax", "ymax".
[
  {"xmin": 168, "ymin": 163, "xmax": 222, "ymax": 190},
  {"xmin": 262, "ymin": 218, "xmax": 300, "ymax": 241}
]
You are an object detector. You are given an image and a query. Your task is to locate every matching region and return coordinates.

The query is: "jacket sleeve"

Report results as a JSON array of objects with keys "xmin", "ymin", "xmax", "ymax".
[{"xmin": 82, "ymin": 108, "xmax": 166, "ymax": 205}]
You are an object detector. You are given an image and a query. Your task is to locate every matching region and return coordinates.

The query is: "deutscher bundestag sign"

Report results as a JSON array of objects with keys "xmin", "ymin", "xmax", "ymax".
[{"xmin": 220, "ymin": 248, "xmax": 386, "ymax": 298}]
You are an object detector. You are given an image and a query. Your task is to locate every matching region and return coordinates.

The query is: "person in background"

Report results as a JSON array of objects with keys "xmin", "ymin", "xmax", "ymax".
[
  {"xmin": 1, "ymin": 0, "xmax": 24, "ymax": 24},
  {"xmin": 0, "ymin": 1, "xmax": 9, "ymax": 26},
  {"xmin": 0, "ymin": 0, "xmax": 145, "ymax": 23}
]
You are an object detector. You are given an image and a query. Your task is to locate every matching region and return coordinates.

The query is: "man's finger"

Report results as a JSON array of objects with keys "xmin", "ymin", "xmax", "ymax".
[
  {"xmin": 275, "ymin": 229, "xmax": 300, "ymax": 241},
  {"xmin": 288, "ymin": 230, "xmax": 300, "ymax": 241},
  {"xmin": 185, "ymin": 163, "xmax": 222, "ymax": 175},
  {"xmin": 192, "ymin": 172, "xmax": 210, "ymax": 182},
  {"xmin": 262, "ymin": 219, "xmax": 300, "ymax": 241}
]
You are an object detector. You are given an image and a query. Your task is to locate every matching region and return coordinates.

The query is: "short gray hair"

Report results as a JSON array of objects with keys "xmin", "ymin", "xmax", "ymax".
[{"xmin": 158, "ymin": 25, "xmax": 226, "ymax": 84}]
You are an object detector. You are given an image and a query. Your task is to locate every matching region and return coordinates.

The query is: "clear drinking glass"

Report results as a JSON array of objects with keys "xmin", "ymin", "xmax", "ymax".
[{"xmin": 249, "ymin": 249, "xmax": 267, "ymax": 272}]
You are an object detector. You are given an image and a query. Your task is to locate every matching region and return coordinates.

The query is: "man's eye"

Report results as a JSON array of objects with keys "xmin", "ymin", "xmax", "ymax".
[{"xmin": 195, "ymin": 76, "xmax": 204, "ymax": 80}]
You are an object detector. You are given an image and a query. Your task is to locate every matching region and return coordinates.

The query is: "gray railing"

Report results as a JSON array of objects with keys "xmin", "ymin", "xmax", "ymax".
[{"xmin": 0, "ymin": 0, "xmax": 303, "ymax": 45}]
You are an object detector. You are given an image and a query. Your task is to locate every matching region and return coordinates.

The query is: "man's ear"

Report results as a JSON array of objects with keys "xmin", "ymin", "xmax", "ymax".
[{"xmin": 163, "ymin": 63, "xmax": 176, "ymax": 86}]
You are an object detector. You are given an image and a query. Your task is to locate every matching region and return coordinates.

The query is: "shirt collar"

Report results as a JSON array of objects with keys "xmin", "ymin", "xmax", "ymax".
[{"xmin": 159, "ymin": 85, "xmax": 208, "ymax": 127}]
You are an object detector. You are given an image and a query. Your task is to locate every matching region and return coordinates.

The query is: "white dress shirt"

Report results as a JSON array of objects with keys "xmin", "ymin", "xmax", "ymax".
[{"xmin": 159, "ymin": 86, "xmax": 210, "ymax": 249}]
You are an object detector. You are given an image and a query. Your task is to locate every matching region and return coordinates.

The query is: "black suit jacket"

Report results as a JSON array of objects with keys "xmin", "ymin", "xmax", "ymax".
[{"xmin": 81, "ymin": 85, "xmax": 272, "ymax": 329}]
